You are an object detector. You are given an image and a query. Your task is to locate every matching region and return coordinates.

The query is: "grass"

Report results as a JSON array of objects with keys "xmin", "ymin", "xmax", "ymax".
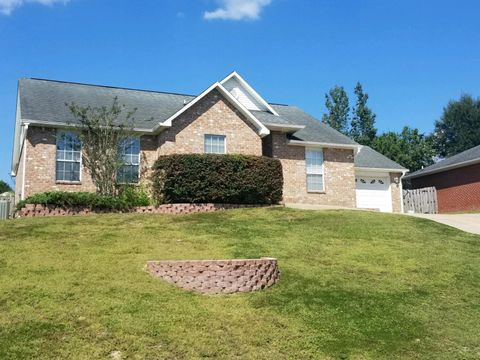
[{"xmin": 0, "ymin": 208, "xmax": 479, "ymax": 359}]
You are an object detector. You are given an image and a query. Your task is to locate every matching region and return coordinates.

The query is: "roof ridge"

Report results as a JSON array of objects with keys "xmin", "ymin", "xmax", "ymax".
[{"xmin": 24, "ymin": 78, "xmax": 197, "ymax": 98}]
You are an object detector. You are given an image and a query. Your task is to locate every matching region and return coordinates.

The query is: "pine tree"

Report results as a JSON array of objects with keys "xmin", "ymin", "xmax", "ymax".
[
  {"xmin": 350, "ymin": 82, "xmax": 377, "ymax": 146},
  {"xmin": 321, "ymin": 86, "xmax": 350, "ymax": 135}
]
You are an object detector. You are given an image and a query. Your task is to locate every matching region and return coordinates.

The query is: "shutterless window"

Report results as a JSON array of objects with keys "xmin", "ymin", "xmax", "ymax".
[
  {"xmin": 117, "ymin": 137, "xmax": 140, "ymax": 183},
  {"xmin": 204, "ymin": 134, "xmax": 226, "ymax": 154},
  {"xmin": 56, "ymin": 131, "xmax": 81, "ymax": 182},
  {"xmin": 306, "ymin": 148, "xmax": 324, "ymax": 192}
]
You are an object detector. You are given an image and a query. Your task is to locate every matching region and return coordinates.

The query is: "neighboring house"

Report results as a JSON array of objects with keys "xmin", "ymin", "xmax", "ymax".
[
  {"xmin": 404, "ymin": 145, "xmax": 480, "ymax": 213},
  {"xmin": 10, "ymin": 72, "xmax": 406, "ymax": 212}
]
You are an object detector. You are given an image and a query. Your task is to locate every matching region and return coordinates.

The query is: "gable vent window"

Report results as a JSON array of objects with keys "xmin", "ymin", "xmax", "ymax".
[
  {"xmin": 204, "ymin": 134, "xmax": 226, "ymax": 154},
  {"xmin": 117, "ymin": 137, "xmax": 140, "ymax": 184},
  {"xmin": 56, "ymin": 131, "xmax": 81, "ymax": 182},
  {"xmin": 305, "ymin": 148, "xmax": 324, "ymax": 192}
]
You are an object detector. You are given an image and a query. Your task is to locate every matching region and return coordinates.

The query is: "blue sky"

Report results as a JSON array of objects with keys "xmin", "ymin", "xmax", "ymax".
[{"xmin": 1, "ymin": 0, "xmax": 479, "ymax": 186}]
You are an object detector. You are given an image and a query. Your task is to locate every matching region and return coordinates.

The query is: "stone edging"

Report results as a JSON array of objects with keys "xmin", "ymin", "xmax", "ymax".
[
  {"xmin": 17, "ymin": 203, "xmax": 266, "ymax": 218},
  {"xmin": 146, "ymin": 258, "xmax": 280, "ymax": 294}
]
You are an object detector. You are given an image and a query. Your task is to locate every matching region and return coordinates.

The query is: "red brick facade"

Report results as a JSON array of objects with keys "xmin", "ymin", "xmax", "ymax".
[
  {"xmin": 409, "ymin": 163, "xmax": 480, "ymax": 213},
  {"xmin": 15, "ymin": 89, "xmax": 402, "ymax": 211}
]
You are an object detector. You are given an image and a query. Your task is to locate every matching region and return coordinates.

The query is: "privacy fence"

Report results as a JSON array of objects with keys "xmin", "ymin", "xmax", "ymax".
[
  {"xmin": 0, "ymin": 194, "xmax": 15, "ymax": 220},
  {"xmin": 403, "ymin": 187, "xmax": 438, "ymax": 214}
]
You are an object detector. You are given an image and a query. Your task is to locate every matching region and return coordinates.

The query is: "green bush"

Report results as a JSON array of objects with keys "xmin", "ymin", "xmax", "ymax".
[
  {"xmin": 151, "ymin": 154, "xmax": 283, "ymax": 204},
  {"xmin": 17, "ymin": 186, "xmax": 151, "ymax": 211}
]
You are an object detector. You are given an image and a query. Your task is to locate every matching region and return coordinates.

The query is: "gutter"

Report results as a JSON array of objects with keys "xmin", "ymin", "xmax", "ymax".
[
  {"xmin": 355, "ymin": 167, "xmax": 408, "ymax": 173},
  {"xmin": 21, "ymin": 123, "xmax": 29, "ymax": 200},
  {"xmin": 404, "ymin": 158, "xmax": 480, "ymax": 179},
  {"xmin": 287, "ymin": 139, "xmax": 358, "ymax": 150},
  {"xmin": 264, "ymin": 123, "xmax": 305, "ymax": 133}
]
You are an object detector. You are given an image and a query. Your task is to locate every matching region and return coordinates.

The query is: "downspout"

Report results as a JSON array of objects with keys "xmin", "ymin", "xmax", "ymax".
[
  {"xmin": 399, "ymin": 170, "xmax": 407, "ymax": 213},
  {"xmin": 21, "ymin": 123, "xmax": 29, "ymax": 200}
]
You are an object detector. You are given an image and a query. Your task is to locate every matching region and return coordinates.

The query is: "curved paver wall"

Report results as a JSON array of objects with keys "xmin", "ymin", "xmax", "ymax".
[{"xmin": 146, "ymin": 258, "xmax": 279, "ymax": 294}]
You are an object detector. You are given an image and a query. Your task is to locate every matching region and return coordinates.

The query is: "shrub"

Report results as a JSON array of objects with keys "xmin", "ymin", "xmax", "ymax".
[
  {"xmin": 16, "ymin": 187, "xmax": 151, "ymax": 211},
  {"xmin": 151, "ymin": 154, "xmax": 283, "ymax": 204}
]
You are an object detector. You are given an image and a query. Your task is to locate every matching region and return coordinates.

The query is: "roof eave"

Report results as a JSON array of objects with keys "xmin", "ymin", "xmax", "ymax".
[
  {"xmin": 355, "ymin": 166, "xmax": 408, "ymax": 173},
  {"xmin": 264, "ymin": 123, "xmax": 305, "ymax": 133},
  {"xmin": 287, "ymin": 139, "xmax": 359, "ymax": 150},
  {"xmin": 404, "ymin": 158, "xmax": 480, "ymax": 179}
]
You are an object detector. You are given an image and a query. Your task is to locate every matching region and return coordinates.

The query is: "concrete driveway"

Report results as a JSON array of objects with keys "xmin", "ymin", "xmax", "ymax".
[{"xmin": 408, "ymin": 213, "xmax": 480, "ymax": 235}]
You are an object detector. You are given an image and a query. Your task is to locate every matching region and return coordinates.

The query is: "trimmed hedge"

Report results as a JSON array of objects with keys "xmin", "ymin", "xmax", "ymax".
[
  {"xmin": 152, "ymin": 154, "xmax": 283, "ymax": 204},
  {"xmin": 16, "ymin": 186, "xmax": 150, "ymax": 211}
]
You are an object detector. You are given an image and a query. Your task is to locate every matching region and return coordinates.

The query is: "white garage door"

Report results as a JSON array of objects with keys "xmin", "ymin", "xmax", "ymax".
[{"xmin": 355, "ymin": 175, "xmax": 392, "ymax": 212}]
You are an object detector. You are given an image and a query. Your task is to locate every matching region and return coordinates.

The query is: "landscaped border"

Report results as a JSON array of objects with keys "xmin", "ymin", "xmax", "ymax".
[
  {"xmin": 146, "ymin": 258, "xmax": 280, "ymax": 294},
  {"xmin": 17, "ymin": 203, "xmax": 269, "ymax": 217}
]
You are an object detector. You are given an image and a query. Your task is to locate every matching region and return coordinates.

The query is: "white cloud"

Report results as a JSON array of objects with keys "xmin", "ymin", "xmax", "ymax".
[
  {"xmin": 204, "ymin": 0, "xmax": 271, "ymax": 21},
  {"xmin": 0, "ymin": 0, "xmax": 69, "ymax": 15}
]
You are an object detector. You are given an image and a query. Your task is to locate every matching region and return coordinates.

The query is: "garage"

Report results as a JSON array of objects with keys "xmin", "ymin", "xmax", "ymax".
[{"xmin": 355, "ymin": 174, "xmax": 392, "ymax": 212}]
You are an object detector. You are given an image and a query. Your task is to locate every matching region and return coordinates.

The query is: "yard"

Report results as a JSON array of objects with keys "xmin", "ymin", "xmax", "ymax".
[{"xmin": 0, "ymin": 208, "xmax": 479, "ymax": 359}]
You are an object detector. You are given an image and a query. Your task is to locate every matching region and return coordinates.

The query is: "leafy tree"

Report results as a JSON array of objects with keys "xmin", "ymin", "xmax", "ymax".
[
  {"xmin": 433, "ymin": 94, "xmax": 480, "ymax": 157},
  {"xmin": 68, "ymin": 97, "xmax": 136, "ymax": 196},
  {"xmin": 0, "ymin": 180, "xmax": 13, "ymax": 193},
  {"xmin": 350, "ymin": 82, "xmax": 377, "ymax": 146},
  {"xmin": 322, "ymin": 86, "xmax": 350, "ymax": 134},
  {"xmin": 372, "ymin": 126, "xmax": 435, "ymax": 172}
]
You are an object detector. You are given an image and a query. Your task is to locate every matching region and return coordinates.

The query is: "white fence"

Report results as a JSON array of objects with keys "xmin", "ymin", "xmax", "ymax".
[
  {"xmin": 0, "ymin": 194, "xmax": 15, "ymax": 220},
  {"xmin": 403, "ymin": 187, "xmax": 438, "ymax": 214}
]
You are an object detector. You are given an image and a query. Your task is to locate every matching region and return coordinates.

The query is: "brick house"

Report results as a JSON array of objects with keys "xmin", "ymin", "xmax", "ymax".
[
  {"xmin": 11, "ymin": 72, "xmax": 406, "ymax": 212},
  {"xmin": 404, "ymin": 145, "xmax": 480, "ymax": 213}
]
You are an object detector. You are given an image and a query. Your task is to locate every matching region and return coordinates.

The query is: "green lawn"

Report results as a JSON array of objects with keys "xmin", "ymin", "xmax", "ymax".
[{"xmin": 0, "ymin": 208, "xmax": 479, "ymax": 359}]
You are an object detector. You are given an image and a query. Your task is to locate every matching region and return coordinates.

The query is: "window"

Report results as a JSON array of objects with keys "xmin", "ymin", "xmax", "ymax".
[
  {"xmin": 306, "ymin": 148, "xmax": 324, "ymax": 192},
  {"xmin": 56, "ymin": 131, "xmax": 81, "ymax": 182},
  {"xmin": 117, "ymin": 137, "xmax": 140, "ymax": 183},
  {"xmin": 204, "ymin": 134, "xmax": 226, "ymax": 154}
]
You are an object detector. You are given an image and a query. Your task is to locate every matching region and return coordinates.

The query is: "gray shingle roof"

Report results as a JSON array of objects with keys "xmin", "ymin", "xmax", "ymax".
[
  {"xmin": 16, "ymin": 77, "xmax": 405, "ymax": 172},
  {"xmin": 404, "ymin": 144, "xmax": 480, "ymax": 179},
  {"xmin": 19, "ymin": 78, "xmax": 195, "ymax": 129},
  {"xmin": 355, "ymin": 146, "xmax": 407, "ymax": 171}
]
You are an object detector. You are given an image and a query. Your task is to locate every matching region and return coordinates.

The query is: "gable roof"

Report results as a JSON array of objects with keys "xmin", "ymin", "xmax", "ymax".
[
  {"xmin": 404, "ymin": 144, "xmax": 480, "ymax": 179},
  {"xmin": 12, "ymin": 74, "xmax": 405, "ymax": 175},
  {"xmin": 355, "ymin": 145, "xmax": 407, "ymax": 171}
]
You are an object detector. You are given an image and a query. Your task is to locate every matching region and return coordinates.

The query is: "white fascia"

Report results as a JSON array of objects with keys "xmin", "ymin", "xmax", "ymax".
[
  {"xmin": 355, "ymin": 167, "xmax": 409, "ymax": 173},
  {"xmin": 264, "ymin": 123, "xmax": 305, "ymax": 133},
  {"xmin": 159, "ymin": 81, "xmax": 270, "ymax": 138},
  {"xmin": 288, "ymin": 139, "xmax": 359, "ymax": 150},
  {"xmin": 219, "ymin": 71, "xmax": 279, "ymax": 116}
]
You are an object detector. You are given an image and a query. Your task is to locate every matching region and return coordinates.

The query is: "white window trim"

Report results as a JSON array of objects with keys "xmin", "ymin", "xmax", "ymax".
[
  {"xmin": 204, "ymin": 134, "xmax": 227, "ymax": 154},
  {"xmin": 305, "ymin": 148, "xmax": 325, "ymax": 193},
  {"xmin": 117, "ymin": 137, "xmax": 141, "ymax": 184},
  {"xmin": 56, "ymin": 130, "xmax": 82, "ymax": 183}
]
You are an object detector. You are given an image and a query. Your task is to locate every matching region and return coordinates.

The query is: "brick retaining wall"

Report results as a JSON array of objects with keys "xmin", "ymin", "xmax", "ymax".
[
  {"xmin": 146, "ymin": 258, "xmax": 280, "ymax": 294},
  {"xmin": 18, "ymin": 203, "xmax": 266, "ymax": 218}
]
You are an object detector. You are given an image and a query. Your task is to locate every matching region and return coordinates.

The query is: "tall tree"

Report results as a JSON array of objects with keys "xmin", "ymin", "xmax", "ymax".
[
  {"xmin": 372, "ymin": 126, "xmax": 435, "ymax": 172},
  {"xmin": 433, "ymin": 94, "xmax": 480, "ymax": 157},
  {"xmin": 322, "ymin": 86, "xmax": 350, "ymax": 134},
  {"xmin": 350, "ymin": 82, "xmax": 377, "ymax": 146},
  {"xmin": 68, "ymin": 97, "xmax": 136, "ymax": 196},
  {"xmin": 0, "ymin": 180, "xmax": 13, "ymax": 194}
]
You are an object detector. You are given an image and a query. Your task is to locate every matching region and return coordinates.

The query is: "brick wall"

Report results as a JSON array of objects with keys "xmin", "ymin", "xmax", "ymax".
[
  {"xmin": 265, "ymin": 132, "xmax": 356, "ymax": 207},
  {"xmin": 409, "ymin": 163, "xmax": 480, "ymax": 213},
  {"xmin": 157, "ymin": 89, "xmax": 262, "ymax": 156},
  {"xmin": 22, "ymin": 127, "xmax": 157, "ymax": 198},
  {"xmin": 146, "ymin": 258, "xmax": 279, "ymax": 294}
]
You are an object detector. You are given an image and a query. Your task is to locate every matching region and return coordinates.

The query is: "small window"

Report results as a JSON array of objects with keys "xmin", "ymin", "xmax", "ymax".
[
  {"xmin": 305, "ymin": 148, "xmax": 324, "ymax": 192},
  {"xmin": 204, "ymin": 134, "xmax": 226, "ymax": 154},
  {"xmin": 56, "ymin": 131, "xmax": 81, "ymax": 182},
  {"xmin": 117, "ymin": 137, "xmax": 140, "ymax": 183}
]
